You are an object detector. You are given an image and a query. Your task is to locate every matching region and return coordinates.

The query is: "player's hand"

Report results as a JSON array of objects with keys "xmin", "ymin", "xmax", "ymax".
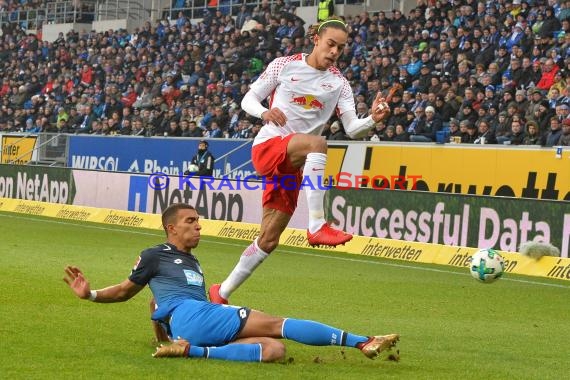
[
  {"xmin": 370, "ymin": 93, "xmax": 390, "ymax": 123},
  {"xmin": 63, "ymin": 266, "xmax": 91, "ymax": 299},
  {"xmin": 261, "ymin": 107, "xmax": 287, "ymax": 127}
]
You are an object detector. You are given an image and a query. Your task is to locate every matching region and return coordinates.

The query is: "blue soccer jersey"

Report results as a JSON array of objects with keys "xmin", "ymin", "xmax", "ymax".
[
  {"xmin": 129, "ymin": 243, "xmax": 251, "ymax": 346},
  {"xmin": 129, "ymin": 243, "xmax": 208, "ymax": 315}
]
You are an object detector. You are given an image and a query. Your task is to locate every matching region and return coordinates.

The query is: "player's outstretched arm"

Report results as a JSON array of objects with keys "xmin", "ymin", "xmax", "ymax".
[
  {"xmin": 63, "ymin": 265, "xmax": 144, "ymax": 303},
  {"xmin": 342, "ymin": 89, "xmax": 395, "ymax": 139}
]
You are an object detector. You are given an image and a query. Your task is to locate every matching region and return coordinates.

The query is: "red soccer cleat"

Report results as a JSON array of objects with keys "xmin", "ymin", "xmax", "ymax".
[
  {"xmin": 208, "ymin": 283, "xmax": 228, "ymax": 304},
  {"xmin": 306, "ymin": 223, "xmax": 353, "ymax": 247}
]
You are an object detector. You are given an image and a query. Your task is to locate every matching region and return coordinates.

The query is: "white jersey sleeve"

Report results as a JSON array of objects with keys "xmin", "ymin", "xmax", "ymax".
[{"xmin": 336, "ymin": 76, "xmax": 356, "ymax": 117}]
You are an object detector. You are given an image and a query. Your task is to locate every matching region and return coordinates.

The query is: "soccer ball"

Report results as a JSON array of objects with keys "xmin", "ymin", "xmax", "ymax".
[
  {"xmin": 187, "ymin": 164, "xmax": 199, "ymax": 173},
  {"xmin": 470, "ymin": 248, "xmax": 505, "ymax": 283}
]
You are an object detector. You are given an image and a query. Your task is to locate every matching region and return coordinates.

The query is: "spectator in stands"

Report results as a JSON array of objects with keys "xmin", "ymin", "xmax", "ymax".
[
  {"xmin": 533, "ymin": 100, "xmax": 556, "ymax": 133},
  {"xmin": 407, "ymin": 106, "xmax": 426, "ymax": 141},
  {"xmin": 410, "ymin": 106, "xmax": 441, "ymax": 142},
  {"xmin": 130, "ymin": 118, "xmax": 145, "ymax": 136},
  {"xmin": 457, "ymin": 100, "xmax": 478, "ymax": 124},
  {"xmin": 462, "ymin": 122, "xmax": 479, "ymax": 144},
  {"xmin": 514, "ymin": 89, "xmax": 530, "ymax": 111},
  {"xmin": 541, "ymin": 117, "xmax": 564, "ymax": 146},
  {"xmin": 548, "ymin": 86, "xmax": 564, "ymax": 108},
  {"xmin": 494, "ymin": 110, "xmax": 511, "ymax": 144},
  {"xmin": 525, "ymin": 88, "xmax": 543, "ymax": 119},
  {"xmin": 327, "ymin": 120, "xmax": 346, "ymax": 140},
  {"xmin": 558, "ymin": 118, "xmax": 570, "ymax": 145},
  {"xmin": 555, "ymin": 102, "xmax": 570, "ymax": 121},
  {"xmin": 393, "ymin": 124, "xmax": 409, "ymax": 142},
  {"xmin": 186, "ymin": 120, "xmax": 204, "ymax": 138},
  {"xmin": 0, "ymin": 0, "xmax": 568, "ymax": 145},
  {"xmin": 382, "ymin": 125, "xmax": 396, "ymax": 142},
  {"xmin": 537, "ymin": 59, "xmax": 560, "ymax": 91},
  {"xmin": 447, "ymin": 119, "xmax": 461, "ymax": 141},
  {"xmin": 508, "ymin": 119, "xmax": 526, "ymax": 145},
  {"xmin": 165, "ymin": 120, "xmax": 181, "ymax": 137},
  {"xmin": 539, "ymin": 7, "xmax": 562, "ymax": 40},
  {"xmin": 317, "ymin": 0, "xmax": 334, "ymax": 22},
  {"xmin": 207, "ymin": 121, "xmax": 223, "ymax": 138},
  {"xmin": 522, "ymin": 120, "xmax": 541, "ymax": 145},
  {"xmin": 368, "ymin": 122, "xmax": 387, "ymax": 142},
  {"xmin": 474, "ymin": 120, "xmax": 497, "ymax": 144},
  {"xmin": 75, "ymin": 105, "xmax": 95, "ymax": 134},
  {"xmin": 549, "ymin": 70, "xmax": 568, "ymax": 96}
]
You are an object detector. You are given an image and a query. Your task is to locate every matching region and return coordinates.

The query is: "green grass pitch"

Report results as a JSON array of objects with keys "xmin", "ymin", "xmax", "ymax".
[{"xmin": 1, "ymin": 211, "xmax": 569, "ymax": 380}]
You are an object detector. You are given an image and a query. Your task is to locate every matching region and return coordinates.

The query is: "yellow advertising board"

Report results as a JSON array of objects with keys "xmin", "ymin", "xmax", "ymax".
[
  {"xmin": 2, "ymin": 197, "xmax": 569, "ymax": 281},
  {"xmin": 324, "ymin": 144, "xmax": 570, "ymax": 201},
  {"xmin": 1, "ymin": 135, "xmax": 37, "ymax": 164}
]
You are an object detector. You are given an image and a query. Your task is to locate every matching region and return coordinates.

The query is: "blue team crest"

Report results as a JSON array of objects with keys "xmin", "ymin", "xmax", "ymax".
[{"xmin": 183, "ymin": 269, "xmax": 204, "ymax": 286}]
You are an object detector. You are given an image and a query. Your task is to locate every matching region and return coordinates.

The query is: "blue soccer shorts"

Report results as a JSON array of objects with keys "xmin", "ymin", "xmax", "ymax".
[{"xmin": 169, "ymin": 299, "xmax": 250, "ymax": 346}]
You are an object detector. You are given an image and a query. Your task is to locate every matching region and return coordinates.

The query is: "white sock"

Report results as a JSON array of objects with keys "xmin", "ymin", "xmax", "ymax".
[
  {"xmin": 303, "ymin": 152, "xmax": 328, "ymax": 233},
  {"xmin": 219, "ymin": 238, "xmax": 269, "ymax": 299}
]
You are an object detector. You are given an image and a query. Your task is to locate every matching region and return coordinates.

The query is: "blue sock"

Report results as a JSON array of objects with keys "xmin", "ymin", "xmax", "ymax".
[
  {"xmin": 188, "ymin": 345, "xmax": 206, "ymax": 358},
  {"xmin": 189, "ymin": 344, "xmax": 262, "ymax": 362},
  {"xmin": 282, "ymin": 318, "xmax": 368, "ymax": 347}
]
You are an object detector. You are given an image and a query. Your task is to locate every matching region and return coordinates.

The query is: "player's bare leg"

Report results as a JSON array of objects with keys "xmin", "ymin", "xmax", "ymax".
[{"xmin": 210, "ymin": 209, "xmax": 291, "ymax": 304}]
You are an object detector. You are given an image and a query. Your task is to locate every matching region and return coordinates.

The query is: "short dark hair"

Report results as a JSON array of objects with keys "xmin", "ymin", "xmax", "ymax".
[{"xmin": 161, "ymin": 203, "xmax": 195, "ymax": 233}]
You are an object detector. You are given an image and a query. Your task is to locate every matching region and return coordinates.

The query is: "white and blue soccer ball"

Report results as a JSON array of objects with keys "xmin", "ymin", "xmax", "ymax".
[
  {"xmin": 470, "ymin": 248, "xmax": 505, "ymax": 283},
  {"xmin": 187, "ymin": 164, "xmax": 200, "ymax": 173}
]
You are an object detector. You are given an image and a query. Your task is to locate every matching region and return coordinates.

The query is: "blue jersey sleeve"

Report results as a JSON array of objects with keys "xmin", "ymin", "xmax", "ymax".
[{"xmin": 129, "ymin": 249, "xmax": 158, "ymax": 286}]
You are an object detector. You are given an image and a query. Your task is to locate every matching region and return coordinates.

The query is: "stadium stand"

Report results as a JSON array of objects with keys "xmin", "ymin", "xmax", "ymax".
[{"xmin": 0, "ymin": 0, "xmax": 569, "ymax": 146}]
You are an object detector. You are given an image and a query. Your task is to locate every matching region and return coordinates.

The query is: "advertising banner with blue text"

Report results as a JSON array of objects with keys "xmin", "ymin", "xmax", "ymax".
[
  {"xmin": 67, "ymin": 135, "xmax": 255, "ymax": 178},
  {"xmin": 71, "ymin": 170, "xmax": 309, "ymax": 228},
  {"xmin": 0, "ymin": 164, "xmax": 309, "ymax": 227}
]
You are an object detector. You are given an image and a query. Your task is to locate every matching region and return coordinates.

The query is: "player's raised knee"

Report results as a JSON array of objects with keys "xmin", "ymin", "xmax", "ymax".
[{"xmin": 307, "ymin": 135, "xmax": 327, "ymax": 152}]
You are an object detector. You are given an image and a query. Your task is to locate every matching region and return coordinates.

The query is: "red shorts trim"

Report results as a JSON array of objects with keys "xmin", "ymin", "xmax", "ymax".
[{"xmin": 252, "ymin": 135, "xmax": 302, "ymax": 215}]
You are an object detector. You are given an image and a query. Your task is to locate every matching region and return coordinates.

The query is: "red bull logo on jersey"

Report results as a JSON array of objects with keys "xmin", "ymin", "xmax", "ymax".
[{"xmin": 291, "ymin": 95, "xmax": 325, "ymax": 110}]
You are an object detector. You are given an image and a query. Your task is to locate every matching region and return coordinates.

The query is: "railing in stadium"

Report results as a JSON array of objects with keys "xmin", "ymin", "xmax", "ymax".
[
  {"xmin": 0, "ymin": 1, "xmax": 97, "ymax": 30},
  {"xmin": 0, "ymin": 0, "xmax": 371, "ymax": 32}
]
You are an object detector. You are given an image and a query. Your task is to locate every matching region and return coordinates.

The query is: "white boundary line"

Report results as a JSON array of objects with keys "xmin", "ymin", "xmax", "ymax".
[{"xmin": 2, "ymin": 212, "xmax": 569, "ymax": 289}]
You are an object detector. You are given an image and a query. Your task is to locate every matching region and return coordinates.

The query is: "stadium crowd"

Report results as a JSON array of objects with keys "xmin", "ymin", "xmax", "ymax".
[{"xmin": 1, "ymin": 0, "xmax": 570, "ymax": 146}]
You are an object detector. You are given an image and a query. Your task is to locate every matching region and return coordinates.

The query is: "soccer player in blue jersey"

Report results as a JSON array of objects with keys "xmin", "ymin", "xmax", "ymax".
[{"xmin": 64, "ymin": 203, "xmax": 399, "ymax": 362}]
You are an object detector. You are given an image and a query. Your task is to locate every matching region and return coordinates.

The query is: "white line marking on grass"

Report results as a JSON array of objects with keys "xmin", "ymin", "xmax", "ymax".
[
  {"xmin": 2, "ymin": 212, "xmax": 569, "ymax": 289},
  {"xmin": 283, "ymin": 251, "xmax": 570, "ymax": 289}
]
